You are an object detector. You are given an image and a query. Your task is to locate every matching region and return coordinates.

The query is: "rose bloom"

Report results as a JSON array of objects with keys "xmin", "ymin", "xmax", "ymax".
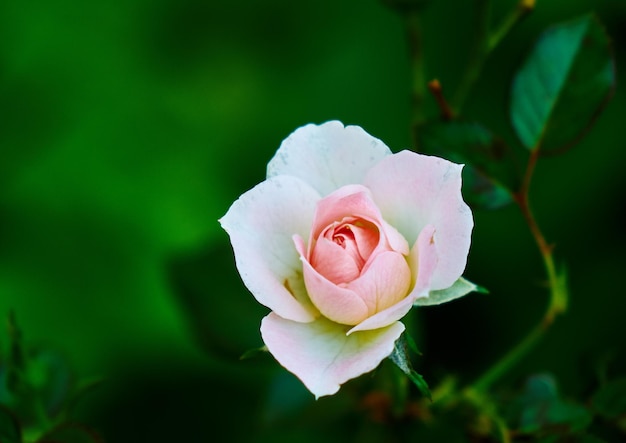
[{"xmin": 220, "ymin": 121, "xmax": 474, "ymax": 398}]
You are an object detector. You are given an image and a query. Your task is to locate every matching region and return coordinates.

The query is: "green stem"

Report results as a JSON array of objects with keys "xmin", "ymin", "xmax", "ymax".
[
  {"xmin": 461, "ymin": 388, "xmax": 511, "ymax": 442},
  {"xmin": 469, "ymin": 148, "xmax": 567, "ymax": 393},
  {"xmin": 452, "ymin": 0, "xmax": 491, "ymax": 111},
  {"xmin": 494, "ymin": 415, "xmax": 512, "ymax": 443},
  {"xmin": 472, "ymin": 321, "xmax": 544, "ymax": 392},
  {"xmin": 453, "ymin": 0, "xmax": 534, "ymax": 113},
  {"xmin": 487, "ymin": 0, "xmax": 534, "ymax": 52}
]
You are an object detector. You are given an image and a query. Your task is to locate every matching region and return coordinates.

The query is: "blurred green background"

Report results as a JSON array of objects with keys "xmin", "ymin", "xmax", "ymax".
[{"xmin": 1, "ymin": 0, "xmax": 625, "ymax": 441}]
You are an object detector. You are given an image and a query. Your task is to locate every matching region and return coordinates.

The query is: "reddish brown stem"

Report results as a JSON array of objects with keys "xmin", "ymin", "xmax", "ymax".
[{"xmin": 427, "ymin": 79, "xmax": 454, "ymax": 121}]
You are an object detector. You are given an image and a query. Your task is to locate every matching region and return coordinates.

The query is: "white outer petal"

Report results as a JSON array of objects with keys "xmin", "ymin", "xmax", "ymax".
[
  {"xmin": 261, "ymin": 313, "xmax": 405, "ymax": 398},
  {"xmin": 267, "ymin": 121, "xmax": 392, "ymax": 196},
  {"xmin": 219, "ymin": 176, "xmax": 321, "ymax": 322},
  {"xmin": 364, "ymin": 150, "xmax": 473, "ymax": 290}
]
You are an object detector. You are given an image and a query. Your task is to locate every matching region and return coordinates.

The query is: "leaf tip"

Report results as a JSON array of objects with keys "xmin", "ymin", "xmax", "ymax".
[{"xmin": 475, "ymin": 284, "xmax": 490, "ymax": 294}]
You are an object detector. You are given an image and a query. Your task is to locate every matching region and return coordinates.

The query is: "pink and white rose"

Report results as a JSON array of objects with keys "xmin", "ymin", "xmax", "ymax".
[{"xmin": 220, "ymin": 121, "xmax": 474, "ymax": 398}]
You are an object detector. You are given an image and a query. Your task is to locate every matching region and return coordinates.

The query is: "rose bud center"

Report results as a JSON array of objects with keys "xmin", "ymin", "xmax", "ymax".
[{"xmin": 311, "ymin": 217, "xmax": 379, "ymax": 285}]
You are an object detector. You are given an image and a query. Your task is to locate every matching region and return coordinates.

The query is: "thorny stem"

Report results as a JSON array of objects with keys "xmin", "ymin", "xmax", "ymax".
[{"xmin": 469, "ymin": 147, "xmax": 568, "ymax": 393}]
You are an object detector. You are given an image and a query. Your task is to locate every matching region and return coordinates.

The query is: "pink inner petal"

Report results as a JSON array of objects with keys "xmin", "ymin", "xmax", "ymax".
[
  {"xmin": 347, "ymin": 224, "xmax": 438, "ymax": 334},
  {"xmin": 349, "ymin": 221, "xmax": 379, "ymax": 260},
  {"xmin": 310, "ymin": 217, "xmax": 381, "ymax": 284},
  {"xmin": 346, "ymin": 251, "xmax": 412, "ymax": 316},
  {"xmin": 309, "ymin": 185, "xmax": 385, "ymax": 241},
  {"xmin": 295, "ymin": 235, "xmax": 369, "ymax": 325},
  {"xmin": 310, "ymin": 236, "xmax": 361, "ymax": 284},
  {"xmin": 295, "ymin": 183, "xmax": 417, "ymax": 327}
]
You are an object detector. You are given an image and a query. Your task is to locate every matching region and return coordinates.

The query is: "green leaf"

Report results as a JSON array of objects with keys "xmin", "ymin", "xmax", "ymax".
[
  {"xmin": 592, "ymin": 377, "xmax": 626, "ymax": 420},
  {"xmin": 510, "ymin": 14, "xmax": 615, "ymax": 152},
  {"xmin": 416, "ymin": 121, "xmax": 518, "ymax": 209},
  {"xmin": 403, "ymin": 332, "xmax": 421, "ymax": 356},
  {"xmin": 0, "ymin": 405, "xmax": 22, "ymax": 443},
  {"xmin": 37, "ymin": 423, "xmax": 103, "ymax": 443},
  {"xmin": 460, "ymin": 167, "xmax": 514, "ymax": 210},
  {"xmin": 414, "ymin": 277, "xmax": 480, "ymax": 307},
  {"xmin": 388, "ymin": 333, "xmax": 430, "ymax": 400},
  {"xmin": 514, "ymin": 374, "xmax": 592, "ymax": 435}
]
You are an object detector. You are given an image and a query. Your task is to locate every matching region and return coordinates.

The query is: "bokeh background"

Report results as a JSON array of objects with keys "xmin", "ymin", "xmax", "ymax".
[{"xmin": 1, "ymin": 0, "xmax": 625, "ymax": 441}]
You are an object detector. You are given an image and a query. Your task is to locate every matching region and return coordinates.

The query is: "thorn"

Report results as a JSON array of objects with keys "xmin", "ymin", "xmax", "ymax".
[{"xmin": 427, "ymin": 79, "xmax": 455, "ymax": 121}]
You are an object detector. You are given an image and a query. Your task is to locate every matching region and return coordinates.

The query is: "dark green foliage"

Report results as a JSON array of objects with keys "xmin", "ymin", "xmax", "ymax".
[
  {"xmin": 37, "ymin": 424, "xmax": 103, "ymax": 443},
  {"xmin": 168, "ymin": 242, "xmax": 269, "ymax": 360},
  {"xmin": 505, "ymin": 374, "xmax": 593, "ymax": 438},
  {"xmin": 417, "ymin": 121, "xmax": 519, "ymax": 208},
  {"xmin": 381, "ymin": 0, "xmax": 430, "ymax": 13},
  {"xmin": 0, "ymin": 0, "xmax": 623, "ymax": 441},
  {"xmin": 0, "ymin": 406, "xmax": 22, "ymax": 443},
  {"xmin": 592, "ymin": 377, "xmax": 626, "ymax": 420},
  {"xmin": 0, "ymin": 317, "xmax": 104, "ymax": 442}
]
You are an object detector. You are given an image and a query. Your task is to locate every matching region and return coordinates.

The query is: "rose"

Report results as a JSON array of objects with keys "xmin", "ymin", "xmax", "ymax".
[
  {"xmin": 294, "ymin": 184, "xmax": 412, "ymax": 327},
  {"xmin": 220, "ymin": 121, "xmax": 474, "ymax": 398}
]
